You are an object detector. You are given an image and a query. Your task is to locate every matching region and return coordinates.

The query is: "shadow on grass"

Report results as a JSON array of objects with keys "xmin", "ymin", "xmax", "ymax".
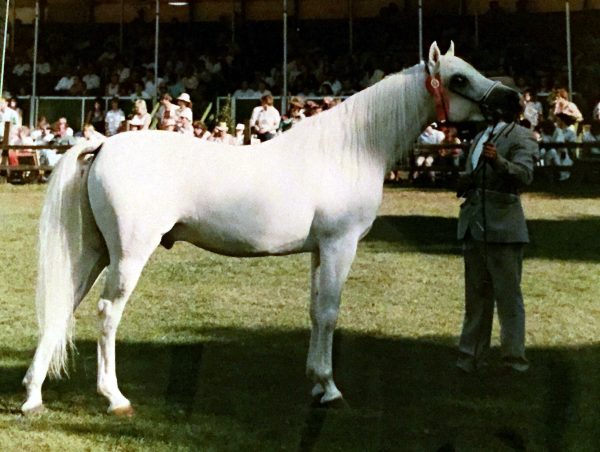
[
  {"xmin": 365, "ymin": 215, "xmax": 600, "ymax": 262},
  {"xmin": 2, "ymin": 328, "xmax": 599, "ymax": 450}
]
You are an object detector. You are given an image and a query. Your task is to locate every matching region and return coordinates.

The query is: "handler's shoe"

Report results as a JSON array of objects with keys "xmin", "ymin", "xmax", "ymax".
[
  {"xmin": 501, "ymin": 357, "xmax": 529, "ymax": 373},
  {"xmin": 456, "ymin": 353, "xmax": 476, "ymax": 373}
]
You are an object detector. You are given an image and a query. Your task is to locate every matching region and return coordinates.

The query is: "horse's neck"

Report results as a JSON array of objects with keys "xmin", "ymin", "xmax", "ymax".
[{"xmin": 347, "ymin": 65, "xmax": 434, "ymax": 170}]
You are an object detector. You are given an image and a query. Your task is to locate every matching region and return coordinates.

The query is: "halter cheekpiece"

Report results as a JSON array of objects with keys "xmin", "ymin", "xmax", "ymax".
[{"xmin": 424, "ymin": 68, "xmax": 449, "ymax": 123}]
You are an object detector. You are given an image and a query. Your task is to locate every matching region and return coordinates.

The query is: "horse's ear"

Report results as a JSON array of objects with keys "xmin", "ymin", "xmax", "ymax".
[
  {"xmin": 446, "ymin": 40, "xmax": 455, "ymax": 57},
  {"xmin": 428, "ymin": 42, "xmax": 441, "ymax": 75}
]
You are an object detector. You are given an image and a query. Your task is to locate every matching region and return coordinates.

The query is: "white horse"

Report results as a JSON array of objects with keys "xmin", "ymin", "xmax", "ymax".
[{"xmin": 22, "ymin": 43, "xmax": 520, "ymax": 415}]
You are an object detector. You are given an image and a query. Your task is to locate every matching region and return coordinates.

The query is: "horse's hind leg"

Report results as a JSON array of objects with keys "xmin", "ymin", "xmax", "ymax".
[
  {"xmin": 22, "ymin": 247, "xmax": 108, "ymax": 415},
  {"xmin": 306, "ymin": 234, "xmax": 359, "ymax": 404},
  {"xmin": 96, "ymin": 249, "xmax": 154, "ymax": 415}
]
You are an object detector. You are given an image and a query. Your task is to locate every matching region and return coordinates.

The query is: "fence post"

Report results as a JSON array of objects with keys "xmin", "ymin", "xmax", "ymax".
[{"xmin": 1, "ymin": 121, "xmax": 10, "ymax": 182}]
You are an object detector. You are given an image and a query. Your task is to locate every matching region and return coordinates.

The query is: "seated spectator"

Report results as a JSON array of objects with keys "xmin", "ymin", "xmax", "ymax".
[
  {"xmin": 303, "ymin": 100, "xmax": 322, "ymax": 117},
  {"xmin": 234, "ymin": 123, "xmax": 245, "ymax": 145},
  {"xmin": 538, "ymin": 119, "xmax": 562, "ymax": 167},
  {"xmin": 82, "ymin": 65, "xmax": 101, "ymax": 94},
  {"xmin": 130, "ymin": 99, "xmax": 152, "ymax": 130},
  {"xmin": 69, "ymin": 75, "xmax": 87, "ymax": 96},
  {"xmin": 54, "ymin": 72, "xmax": 74, "ymax": 92},
  {"xmin": 160, "ymin": 117, "xmax": 176, "ymax": 132},
  {"xmin": 582, "ymin": 121, "xmax": 600, "ymax": 156},
  {"xmin": 8, "ymin": 98, "xmax": 23, "ymax": 127},
  {"xmin": 128, "ymin": 115, "xmax": 145, "ymax": 131},
  {"xmin": 249, "ymin": 94, "xmax": 281, "ymax": 142},
  {"xmin": 176, "ymin": 108, "xmax": 194, "ymax": 135},
  {"xmin": 279, "ymin": 97, "xmax": 305, "ymax": 132},
  {"xmin": 593, "ymin": 100, "xmax": 600, "ymax": 121},
  {"xmin": 105, "ymin": 97, "xmax": 125, "ymax": 137},
  {"xmin": 78, "ymin": 123, "xmax": 105, "ymax": 144},
  {"xmin": 192, "ymin": 120, "xmax": 211, "ymax": 140},
  {"xmin": 176, "ymin": 93, "xmax": 193, "ymax": 123},
  {"xmin": 85, "ymin": 97, "xmax": 106, "ymax": 135},
  {"xmin": 233, "ymin": 81, "xmax": 259, "ymax": 98},
  {"xmin": 130, "ymin": 81, "xmax": 151, "ymax": 100},
  {"xmin": 414, "ymin": 123, "xmax": 445, "ymax": 182},
  {"xmin": 439, "ymin": 126, "xmax": 463, "ymax": 168},
  {"xmin": 12, "ymin": 56, "xmax": 31, "ymax": 78},
  {"xmin": 36, "ymin": 55, "xmax": 51, "ymax": 76},
  {"xmin": 53, "ymin": 117, "xmax": 75, "ymax": 143},
  {"xmin": 208, "ymin": 122, "xmax": 236, "ymax": 144},
  {"xmin": 105, "ymin": 73, "xmax": 120, "ymax": 97}
]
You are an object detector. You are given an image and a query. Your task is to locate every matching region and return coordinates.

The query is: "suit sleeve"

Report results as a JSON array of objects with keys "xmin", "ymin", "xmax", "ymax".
[{"xmin": 492, "ymin": 126, "xmax": 538, "ymax": 186}]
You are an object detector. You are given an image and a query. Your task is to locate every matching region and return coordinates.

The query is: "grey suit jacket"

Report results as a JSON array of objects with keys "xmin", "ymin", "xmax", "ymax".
[{"xmin": 457, "ymin": 122, "xmax": 538, "ymax": 243}]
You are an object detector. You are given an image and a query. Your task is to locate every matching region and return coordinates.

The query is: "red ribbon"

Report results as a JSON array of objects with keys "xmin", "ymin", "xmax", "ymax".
[{"xmin": 425, "ymin": 74, "xmax": 449, "ymax": 123}]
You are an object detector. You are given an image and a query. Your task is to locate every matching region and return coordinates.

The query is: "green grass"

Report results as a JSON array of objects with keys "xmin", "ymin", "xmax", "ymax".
[{"xmin": 1, "ymin": 184, "xmax": 599, "ymax": 451}]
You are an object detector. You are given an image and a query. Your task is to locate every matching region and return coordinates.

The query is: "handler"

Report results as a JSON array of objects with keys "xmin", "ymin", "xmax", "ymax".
[{"xmin": 455, "ymin": 108, "xmax": 538, "ymax": 373}]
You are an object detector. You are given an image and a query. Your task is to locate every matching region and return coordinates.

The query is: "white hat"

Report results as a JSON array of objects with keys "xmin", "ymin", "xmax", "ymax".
[
  {"xmin": 235, "ymin": 123, "xmax": 245, "ymax": 130},
  {"xmin": 215, "ymin": 121, "xmax": 229, "ymax": 132},
  {"xmin": 179, "ymin": 109, "xmax": 193, "ymax": 122},
  {"xmin": 177, "ymin": 93, "xmax": 192, "ymax": 104}
]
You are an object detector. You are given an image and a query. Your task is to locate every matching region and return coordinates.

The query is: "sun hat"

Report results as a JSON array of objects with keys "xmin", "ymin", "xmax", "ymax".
[
  {"xmin": 177, "ymin": 93, "xmax": 192, "ymax": 105},
  {"xmin": 215, "ymin": 121, "xmax": 229, "ymax": 132},
  {"xmin": 235, "ymin": 123, "xmax": 245, "ymax": 130},
  {"xmin": 179, "ymin": 109, "xmax": 193, "ymax": 122}
]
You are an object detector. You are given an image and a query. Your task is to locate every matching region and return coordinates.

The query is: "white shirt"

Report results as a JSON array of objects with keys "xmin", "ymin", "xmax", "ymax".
[
  {"xmin": 250, "ymin": 105, "xmax": 281, "ymax": 134},
  {"xmin": 83, "ymin": 74, "xmax": 101, "ymax": 90},
  {"xmin": 471, "ymin": 121, "xmax": 507, "ymax": 168},
  {"xmin": 0, "ymin": 107, "xmax": 19, "ymax": 137},
  {"xmin": 54, "ymin": 76, "xmax": 74, "ymax": 91},
  {"xmin": 105, "ymin": 109, "xmax": 125, "ymax": 136},
  {"xmin": 13, "ymin": 63, "xmax": 31, "ymax": 76},
  {"xmin": 417, "ymin": 127, "xmax": 445, "ymax": 145}
]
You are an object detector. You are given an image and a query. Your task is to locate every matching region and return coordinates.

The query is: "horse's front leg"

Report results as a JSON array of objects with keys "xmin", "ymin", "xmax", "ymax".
[{"xmin": 306, "ymin": 235, "xmax": 358, "ymax": 404}]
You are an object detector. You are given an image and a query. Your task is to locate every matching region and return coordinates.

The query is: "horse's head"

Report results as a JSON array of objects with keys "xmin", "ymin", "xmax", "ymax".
[{"xmin": 426, "ymin": 41, "xmax": 522, "ymax": 123}]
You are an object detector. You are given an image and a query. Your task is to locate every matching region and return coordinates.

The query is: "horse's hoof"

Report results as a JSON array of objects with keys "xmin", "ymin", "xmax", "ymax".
[
  {"xmin": 21, "ymin": 402, "xmax": 45, "ymax": 416},
  {"xmin": 110, "ymin": 404, "xmax": 135, "ymax": 417},
  {"xmin": 320, "ymin": 397, "xmax": 348, "ymax": 410},
  {"xmin": 311, "ymin": 383, "xmax": 325, "ymax": 398}
]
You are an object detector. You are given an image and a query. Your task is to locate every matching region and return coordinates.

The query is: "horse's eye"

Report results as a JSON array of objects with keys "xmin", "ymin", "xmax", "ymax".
[{"xmin": 452, "ymin": 75, "xmax": 468, "ymax": 86}]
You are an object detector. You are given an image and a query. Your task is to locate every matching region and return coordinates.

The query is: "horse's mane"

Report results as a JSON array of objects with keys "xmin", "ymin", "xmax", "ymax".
[{"xmin": 276, "ymin": 63, "xmax": 432, "ymax": 174}]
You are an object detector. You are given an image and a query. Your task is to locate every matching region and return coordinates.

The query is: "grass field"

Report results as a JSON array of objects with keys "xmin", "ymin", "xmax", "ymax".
[{"xmin": 1, "ymin": 183, "xmax": 599, "ymax": 451}]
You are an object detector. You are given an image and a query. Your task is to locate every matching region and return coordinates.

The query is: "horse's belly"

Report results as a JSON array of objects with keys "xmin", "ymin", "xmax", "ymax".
[{"xmin": 168, "ymin": 205, "xmax": 316, "ymax": 257}]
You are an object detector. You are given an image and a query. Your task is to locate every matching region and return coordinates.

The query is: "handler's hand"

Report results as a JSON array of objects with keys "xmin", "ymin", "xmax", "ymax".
[{"xmin": 483, "ymin": 142, "xmax": 498, "ymax": 161}]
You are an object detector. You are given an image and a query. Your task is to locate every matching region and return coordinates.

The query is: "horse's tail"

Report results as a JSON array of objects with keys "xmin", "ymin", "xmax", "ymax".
[{"xmin": 36, "ymin": 141, "xmax": 106, "ymax": 379}]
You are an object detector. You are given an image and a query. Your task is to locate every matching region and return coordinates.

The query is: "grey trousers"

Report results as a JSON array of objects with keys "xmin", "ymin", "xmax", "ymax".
[{"xmin": 458, "ymin": 238, "xmax": 526, "ymax": 362}]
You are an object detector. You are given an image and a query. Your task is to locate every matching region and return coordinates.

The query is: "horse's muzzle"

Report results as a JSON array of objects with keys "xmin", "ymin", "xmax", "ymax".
[{"xmin": 479, "ymin": 84, "xmax": 522, "ymax": 122}]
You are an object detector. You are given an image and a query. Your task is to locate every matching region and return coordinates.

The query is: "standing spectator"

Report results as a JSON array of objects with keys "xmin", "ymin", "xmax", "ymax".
[
  {"xmin": 176, "ymin": 93, "xmax": 193, "ymax": 123},
  {"xmin": 521, "ymin": 90, "xmax": 543, "ymax": 129},
  {"xmin": 85, "ymin": 98, "xmax": 106, "ymax": 135},
  {"xmin": 552, "ymin": 88, "xmax": 583, "ymax": 123},
  {"xmin": 0, "ymin": 97, "xmax": 19, "ymax": 139},
  {"xmin": 157, "ymin": 93, "xmax": 178, "ymax": 129},
  {"xmin": 249, "ymin": 94, "xmax": 281, "ymax": 142},
  {"xmin": 105, "ymin": 97, "xmax": 125, "ymax": 137}
]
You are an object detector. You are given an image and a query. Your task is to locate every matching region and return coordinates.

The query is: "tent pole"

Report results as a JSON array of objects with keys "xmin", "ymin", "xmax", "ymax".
[{"xmin": 30, "ymin": 0, "xmax": 39, "ymax": 127}]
